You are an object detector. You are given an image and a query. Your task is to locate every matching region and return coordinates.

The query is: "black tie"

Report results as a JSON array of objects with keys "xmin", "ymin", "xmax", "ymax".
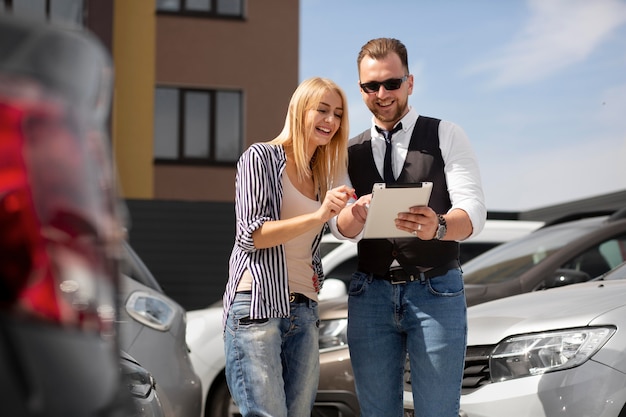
[{"xmin": 376, "ymin": 123, "xmax": 402, "ymax": 183}]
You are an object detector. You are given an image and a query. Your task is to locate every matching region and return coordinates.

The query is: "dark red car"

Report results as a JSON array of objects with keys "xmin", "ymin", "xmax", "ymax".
[{"xmin": 0, "ymin": 15, "xmax": 137, "ymax": 416}]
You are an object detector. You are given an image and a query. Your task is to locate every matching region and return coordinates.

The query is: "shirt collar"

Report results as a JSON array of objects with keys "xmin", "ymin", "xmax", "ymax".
[{"xmin": 370, "ymin": 106, "xmax": 419, "ymax": 139}]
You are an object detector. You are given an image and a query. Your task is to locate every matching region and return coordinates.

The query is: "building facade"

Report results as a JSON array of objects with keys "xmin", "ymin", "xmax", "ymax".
[
  {"xmin": 2, "ymin": 0, "xmax": 299, "ymax": 202},
  {"xmin": 2, "ymin": 0, "xmax": 300, "ymax": 308}
]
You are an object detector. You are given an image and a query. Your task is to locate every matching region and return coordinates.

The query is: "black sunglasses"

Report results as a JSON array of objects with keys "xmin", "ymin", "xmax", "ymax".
[{"xmin": 359, "ymin": 75, "xmax": 408, "ymax": 94}]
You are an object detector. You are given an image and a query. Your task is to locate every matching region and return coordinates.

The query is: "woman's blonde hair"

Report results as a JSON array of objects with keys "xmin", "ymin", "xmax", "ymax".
[{"xmin": 270, "ymin": 77, "xmax": 349, "ymax": 198}]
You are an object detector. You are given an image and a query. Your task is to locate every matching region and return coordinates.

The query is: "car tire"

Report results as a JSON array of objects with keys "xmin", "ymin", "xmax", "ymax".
[{"xmin": 206, "ymin": 377, "xmax": 241, "ymax": 417}]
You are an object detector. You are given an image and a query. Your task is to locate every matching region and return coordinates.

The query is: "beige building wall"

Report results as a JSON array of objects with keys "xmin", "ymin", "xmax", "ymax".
[
  {"xmin": 112, "ymin": 0, "xmax": 156, "ymax": 199},
  {"xmin": 153, "ymin": 0, "xmax": 300, "ymax": 202}
]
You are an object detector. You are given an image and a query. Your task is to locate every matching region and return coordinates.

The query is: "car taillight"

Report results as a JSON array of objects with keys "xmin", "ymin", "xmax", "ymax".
[
  {"xmin": 0, "ymin": 88, "xmax": 119, "ymax": 334},
  {"xmin": 0, "ymin": 100, "xmax": 59, "ymax": 315}
]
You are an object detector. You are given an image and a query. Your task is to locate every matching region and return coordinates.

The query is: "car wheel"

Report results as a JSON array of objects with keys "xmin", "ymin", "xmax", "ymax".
[{"xmin": 207, "ymin": 377, "xmax": 241, "ymax": 417}]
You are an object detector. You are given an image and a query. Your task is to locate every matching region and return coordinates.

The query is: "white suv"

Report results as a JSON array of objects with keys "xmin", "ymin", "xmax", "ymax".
[{"xmin": 320, "ymin": 219, "xmax": 544, "ymax": 288}]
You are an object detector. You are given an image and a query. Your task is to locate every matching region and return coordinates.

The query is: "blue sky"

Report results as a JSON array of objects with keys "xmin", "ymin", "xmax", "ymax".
[{"xmin": 299, "ymin": 0, "xmax": 626, "ymax": 211}]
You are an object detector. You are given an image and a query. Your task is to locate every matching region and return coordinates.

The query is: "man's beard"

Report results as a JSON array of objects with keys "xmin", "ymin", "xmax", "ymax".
[{"xmin": 368, "ymin": 100, "xmax": 408, "ymax": 125}]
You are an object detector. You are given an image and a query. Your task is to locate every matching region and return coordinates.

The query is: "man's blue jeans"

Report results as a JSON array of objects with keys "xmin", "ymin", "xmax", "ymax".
[
  {"xmin": 347, "ymin": 269, "xmax": 467, "ymax": 417},
  {"xmin": 224, "ymin": 292, "xmax": 320, "ymax": 417}
]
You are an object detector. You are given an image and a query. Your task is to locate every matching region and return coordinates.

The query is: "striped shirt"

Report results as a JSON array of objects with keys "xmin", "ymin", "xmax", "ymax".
[{"xmin": 222, "ymin": 142, "xmax": 325, "ymax": 328}]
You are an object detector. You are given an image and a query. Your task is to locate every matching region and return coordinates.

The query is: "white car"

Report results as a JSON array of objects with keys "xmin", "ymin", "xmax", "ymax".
[
  {"xmin": 320, "ymin": 219, "xmax": 544, "ymax": 287},
  {"xmin": 187, "ymin": 219, "xmax": 543, "ymax": 417},
  {"xmin": 185, "ymin": 281, "xmax": 346, "ymax": 417},
  {"xmin": 456, "ymin": 262, "xmax": 626, "ymax": 417},
  {"xmin": 185, "ymin": 302, "xmax": 230, "ymax": 417}
]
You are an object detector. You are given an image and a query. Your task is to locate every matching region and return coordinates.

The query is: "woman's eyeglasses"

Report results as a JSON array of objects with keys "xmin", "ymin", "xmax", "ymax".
[{"xmin": 359, "ymin": 75, "xmax": 408, "ymax": 94}]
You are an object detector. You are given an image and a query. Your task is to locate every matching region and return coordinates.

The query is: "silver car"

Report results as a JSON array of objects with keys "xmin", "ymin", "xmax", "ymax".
[
  {"xmin": 120, "ymin": 351, "xmax": 167, "ymax": 417},
  {"xmin": 118, "ymin": 242, "xmax": 202, "ymax": 417},
  {"xmin": 454, "ymin": 262, "xmax": 626, "ymax": 417}
]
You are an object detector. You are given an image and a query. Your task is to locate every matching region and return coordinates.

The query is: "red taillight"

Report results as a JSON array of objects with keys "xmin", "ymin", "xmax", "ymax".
[
  {"xmin": 0, "ymin": 101, "xmax": 63, "ymax": 320},
  {"xmin": 0, "ymin": 95, "xmax": 117, "ymax": 331}
]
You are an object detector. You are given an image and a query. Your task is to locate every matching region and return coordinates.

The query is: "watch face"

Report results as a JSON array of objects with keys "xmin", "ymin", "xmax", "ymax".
[{"xmin": 437, "ymin": 225, "xmax": 446, "ymax": 240}]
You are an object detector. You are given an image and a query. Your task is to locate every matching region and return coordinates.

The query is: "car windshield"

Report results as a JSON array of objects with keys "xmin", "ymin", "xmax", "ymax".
[{"xmin": 463, "ymin": 217, "xmax": 606, "ymax": 285}]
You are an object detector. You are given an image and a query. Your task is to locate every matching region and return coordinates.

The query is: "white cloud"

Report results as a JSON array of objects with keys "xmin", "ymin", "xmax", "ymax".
[
  {"xmin": 596, "ymin": 83, "xmax": 626, "ymax": 128},
  {"xmin": 470, "ymin": 0, "xmax": 626, "ymax": 88},
  {"xmin": 480, "ymin": 134, "xmax": 626, "ymax": 210}
]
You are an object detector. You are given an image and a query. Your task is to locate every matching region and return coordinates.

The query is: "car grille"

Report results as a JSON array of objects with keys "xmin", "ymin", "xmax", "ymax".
[
  {"xmin": 462, "ymin": 345, "xmax": 493, "ymax": 394},
  {"xmin": 403, "ymin": 345, "xmax": 494, "ymax": 395}
]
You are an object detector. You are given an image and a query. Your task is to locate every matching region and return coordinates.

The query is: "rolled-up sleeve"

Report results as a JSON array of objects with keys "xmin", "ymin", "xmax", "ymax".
[
  {"xmin": 234, "ymin": 144, "xmax": 282, "ymax": 252},
  {"xmin": 439, "ymin": 121, "xmax": 487, "ymax": 239}
]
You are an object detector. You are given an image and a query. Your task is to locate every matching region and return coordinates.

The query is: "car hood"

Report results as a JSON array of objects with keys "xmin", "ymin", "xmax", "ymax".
[{"xmin": 467, "ymin": 280, "xmax": 626, "ymax": 345}]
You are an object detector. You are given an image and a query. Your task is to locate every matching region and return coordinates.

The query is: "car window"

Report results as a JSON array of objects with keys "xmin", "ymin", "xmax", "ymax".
[
  {"xmin": 463, "ymin": 218, "xmax": 605, "ymax": 285},
  {"xmin": 599, "ymin": 236, "xmax": 626, "ymax": 268},
  {"xmin": 560, "ymin": 234, "xmax": 626, "ymax": 279},
  {"xmin": 459, "ymin": 242, "xmax": 500, "ymax": 265}
]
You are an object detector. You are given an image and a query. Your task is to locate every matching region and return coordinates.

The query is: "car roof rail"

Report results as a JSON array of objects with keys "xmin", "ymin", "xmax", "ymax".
[
  {"xmin": 541, "ymin": 210, "xmax": 615, "ymax": 228},
  {"xmin": 608, "ymin": 207, "xmax": 626, "ymax": 222}
]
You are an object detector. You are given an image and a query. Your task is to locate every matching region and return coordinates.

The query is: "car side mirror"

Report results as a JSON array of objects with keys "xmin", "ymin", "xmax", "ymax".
[{"xmin": 545, "ymin": 269, "xmax": 591, "ymax": 289}]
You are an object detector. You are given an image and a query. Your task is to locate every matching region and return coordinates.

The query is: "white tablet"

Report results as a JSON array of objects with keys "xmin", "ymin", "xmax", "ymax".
[{"xmin": 362, "ymin": 182, "xmax": 433, "ymax": 239}]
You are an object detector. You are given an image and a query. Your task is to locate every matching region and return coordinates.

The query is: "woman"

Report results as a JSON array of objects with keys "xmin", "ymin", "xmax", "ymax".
[{"xmin": 222, "ymin": 77, "xmax": 354, "ymax": 417}]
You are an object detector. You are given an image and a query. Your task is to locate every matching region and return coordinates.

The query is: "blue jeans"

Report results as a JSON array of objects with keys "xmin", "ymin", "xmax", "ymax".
[
  {"xmin": 224, "ymin": 292, "xmax": 320, "ymax": 417},
  {"xmin": 347, "ymin": 269, "xmax": 466, "ymax": 417}
]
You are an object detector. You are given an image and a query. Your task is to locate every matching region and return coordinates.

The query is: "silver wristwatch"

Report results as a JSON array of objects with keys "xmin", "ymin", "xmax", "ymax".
[{"xmin": 433, "ymin": 214, "xmax": 447, "ymax": 240}]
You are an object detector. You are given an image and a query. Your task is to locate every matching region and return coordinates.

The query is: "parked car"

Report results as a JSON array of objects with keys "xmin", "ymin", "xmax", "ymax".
[
  {"xmin": 320, "ymin": 210, "xmax": 626, "ymax": 416},
  {"xmin": 120, "ymin": 351, "xmax": 167, "ymax": 417},
  {"xmin": 0, "ymin": 14, "xmax": 137, "ymax": 416},
  {"xmin": 186, "ymin": 219, "xmax": 542, "ymax": 416},
  {"xmin": 319, "ymin": 219, "xmax": 544, "ymax": 288},
  {"xmin": 450, "ymin": 262, "xmax": 626, "ymax": 417},
  {"xmin": 463, "ymin": 209, "xmax": 626, "ymax": 306},
  {"xmin": 118, "ymin": 241, "xmax": 202, "ymax": 417}
]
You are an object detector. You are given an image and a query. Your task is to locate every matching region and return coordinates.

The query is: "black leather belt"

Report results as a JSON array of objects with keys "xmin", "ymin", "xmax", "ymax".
[
  {"xmin": 375, "ymin": 260, "xmax": 459, "ymax": 284},
  {"xmin": 289, "ymin": 293, "xmax": 310, "ymax": 303}
]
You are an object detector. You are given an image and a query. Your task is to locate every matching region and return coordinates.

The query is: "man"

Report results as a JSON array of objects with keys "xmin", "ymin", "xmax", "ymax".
[{"xmin": 333, "ymin": 38, "xmax": 486, "ymax": 417}]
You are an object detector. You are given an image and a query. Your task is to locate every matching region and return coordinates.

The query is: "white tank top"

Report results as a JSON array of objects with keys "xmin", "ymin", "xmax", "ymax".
[{"xmin": 237, "ymin": 172, "xmax": 321, "ymax": 301}]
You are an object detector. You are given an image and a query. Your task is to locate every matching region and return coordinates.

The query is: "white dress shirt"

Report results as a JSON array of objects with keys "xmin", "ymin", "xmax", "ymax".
[{"xmin": 330, "ymin": 106, "xmax": 486, "ymax": 241}]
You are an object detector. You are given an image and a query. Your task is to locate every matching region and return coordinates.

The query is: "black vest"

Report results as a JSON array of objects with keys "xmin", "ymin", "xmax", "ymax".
[{"xmin": 348, "ymin": 116, "xmax": 459, "ymax": 276}]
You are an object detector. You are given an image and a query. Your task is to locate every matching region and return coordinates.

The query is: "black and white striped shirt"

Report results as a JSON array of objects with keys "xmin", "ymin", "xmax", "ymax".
[{"xmin": 222, "ymin": 142, "xmax": 325, "ymax": 327}]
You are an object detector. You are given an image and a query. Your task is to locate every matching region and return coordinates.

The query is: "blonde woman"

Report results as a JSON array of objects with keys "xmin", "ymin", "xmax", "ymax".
[{"xmin": 222, "ymin": 77, "xmax": 354, "ymax": 417}]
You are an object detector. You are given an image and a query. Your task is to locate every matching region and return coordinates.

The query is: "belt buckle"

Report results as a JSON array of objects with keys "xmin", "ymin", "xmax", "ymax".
[
  {"xmin": 389, "ymin": 269, "xmax": 407, "ymax": 285},
  {"xmin": 289, "ymin": 293, "xmax": 296, "ymax": 303}
]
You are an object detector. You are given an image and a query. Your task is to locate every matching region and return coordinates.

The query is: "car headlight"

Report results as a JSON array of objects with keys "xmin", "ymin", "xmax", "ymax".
[
  {"xmin": 125, "ymin": 291, "xmax": 175, "ymax": 331},
  {"xmin": 490, "ymin": 326, "xmax": 615, "ymax": 382},
  {"xmin": 319, "ymin": 318, "xmax": 348, "ymax": 352}
]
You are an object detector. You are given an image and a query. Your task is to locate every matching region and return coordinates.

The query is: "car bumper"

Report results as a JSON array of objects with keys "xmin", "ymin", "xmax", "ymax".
[
  {"xmin": 459, "ymin": 360, "xmax": 626, "ymax": 417},
  {"xmin": 316, "ymin": 348, "xmax": 359, "ymax": 416}
]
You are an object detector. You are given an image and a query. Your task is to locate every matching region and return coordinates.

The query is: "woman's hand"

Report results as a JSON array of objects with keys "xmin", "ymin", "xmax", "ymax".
[
  {"xmin": 316, "ymin": 185, "xmax": 355, "ymax": 223},
  {"xmin": 335, "ymin": 193, "xmax": 372, "ymax": 239}
]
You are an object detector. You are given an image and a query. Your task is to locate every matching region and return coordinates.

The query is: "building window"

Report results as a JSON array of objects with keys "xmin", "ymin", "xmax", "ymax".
[
  {"xmin": 156, "ymin": 0, "xmax": 243, "ymax": 18},
  {"xmin": 154, "ymin": 87, "xmax": 243, "ymax": 165},
  {"xmin": 1, "ymin": 0, "xmax": 84, "ymax": 26}
]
